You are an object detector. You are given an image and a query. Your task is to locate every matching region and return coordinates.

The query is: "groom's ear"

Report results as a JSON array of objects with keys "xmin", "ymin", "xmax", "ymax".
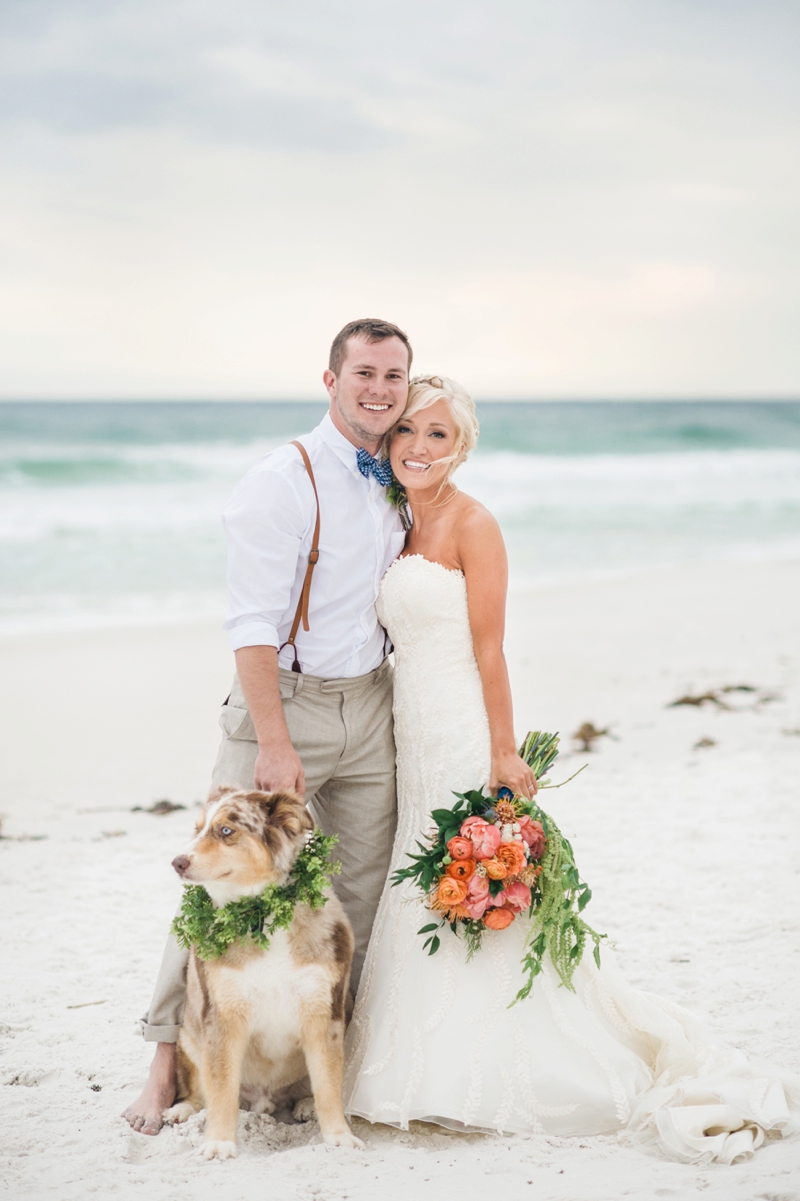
[{"xmin": 323, "ymin": 369, "xmax": 337, "ymax": 402}]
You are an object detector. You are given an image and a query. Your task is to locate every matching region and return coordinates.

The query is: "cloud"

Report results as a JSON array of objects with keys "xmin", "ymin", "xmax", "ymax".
[
  {"xmin": 0, "ymin": 69, "xmax": 393, "ymax": 151},
  {"xmin": 0, "ymin": 0, "xmax": 797, "ymax": 397},
  {"xmin": 0, "ymin": 2, "xmax": 399, "ymax": 150}
]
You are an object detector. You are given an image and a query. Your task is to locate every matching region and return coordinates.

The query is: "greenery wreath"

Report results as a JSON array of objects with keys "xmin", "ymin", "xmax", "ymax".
[{"xmin": 171, "ymin": 829, "xmax": 339, "ymax": 961}]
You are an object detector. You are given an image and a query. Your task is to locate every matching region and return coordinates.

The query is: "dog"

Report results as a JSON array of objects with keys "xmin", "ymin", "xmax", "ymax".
[{"xmin": 162, "ymin": 785, "xmax": 363, "ymax": 1160}]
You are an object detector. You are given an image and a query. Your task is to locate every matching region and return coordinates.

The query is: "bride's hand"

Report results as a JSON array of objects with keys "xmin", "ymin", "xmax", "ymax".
[{"xmin": 490, "ymin": 752, "xmax": 538, "ymax": 800}]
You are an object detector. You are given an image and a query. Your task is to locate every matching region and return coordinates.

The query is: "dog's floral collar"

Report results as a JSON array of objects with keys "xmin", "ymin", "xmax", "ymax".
[{"xmin": 171, "ymin": 830, "xmax": 340, "ymax": 961}]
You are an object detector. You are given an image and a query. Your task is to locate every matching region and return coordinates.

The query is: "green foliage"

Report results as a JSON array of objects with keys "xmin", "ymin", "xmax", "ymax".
[
  {"xmin": 518, "ymin": 730, "xmax": 561, "ymax": 786},
  {"xmin": 171, "ymin": 830, "xmax": 340, "ymax": 961},
  {"xmin": 386, "ymin": 477, "xmax": 412, "ymax": 529},
  {"xmin": 512, "ymin": 803, "xmax": 604, "ymax": 1004},
  {"xmin": 513, "ymin": 731, "xmax": 605, "ymax": 1001},
  {"xmin": 386, "ymin": 478, "xmax": 406, "ymax": 510},
  {"xmin": 390, "ymin": 789, "xmax": 489, "ymax": 893},
  {"xmin": 462, "ymin": 921, "xmax": 485, "ymax": 961},
  {"xmin": 391, "ymin": 729, "xmax": 606, "ymax": 1002}
]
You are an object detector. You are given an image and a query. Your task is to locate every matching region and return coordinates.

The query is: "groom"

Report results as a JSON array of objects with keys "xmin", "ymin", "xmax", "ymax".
[{"xmin": 123, "ymin": 318, "xmax": 411, "ymax": 1135}]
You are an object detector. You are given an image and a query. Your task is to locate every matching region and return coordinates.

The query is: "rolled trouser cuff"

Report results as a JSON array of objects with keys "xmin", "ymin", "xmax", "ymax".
[
  {"xmin": 138, "ymin": 1019, "xmax": 181, "ymax": 1043},
  {"xmin": 138, "ymin": 928, "xmax": 189, "ymax": 1041}
]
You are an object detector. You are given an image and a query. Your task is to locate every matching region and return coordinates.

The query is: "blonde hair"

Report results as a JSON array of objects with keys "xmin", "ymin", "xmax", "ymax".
[{"xmin": 386, "ymin": 374, "xmax": 479, "ymax": 480}]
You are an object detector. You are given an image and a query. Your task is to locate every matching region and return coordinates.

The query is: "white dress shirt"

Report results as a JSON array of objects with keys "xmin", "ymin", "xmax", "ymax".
[{"xmin": 222, "ymin": 412, "xmax": 406, "ymax": 678}]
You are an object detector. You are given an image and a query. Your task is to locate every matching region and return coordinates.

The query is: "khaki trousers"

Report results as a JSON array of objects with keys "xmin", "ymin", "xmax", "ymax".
[{"xmin": 139, "ymin": 659, "xmax": 397, "ymax": 1042}]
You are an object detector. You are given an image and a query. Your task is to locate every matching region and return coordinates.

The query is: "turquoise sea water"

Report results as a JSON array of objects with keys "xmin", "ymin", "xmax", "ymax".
[{"xmin": 2, "ymin": 401, "xmax": 800, "ymax": 633}]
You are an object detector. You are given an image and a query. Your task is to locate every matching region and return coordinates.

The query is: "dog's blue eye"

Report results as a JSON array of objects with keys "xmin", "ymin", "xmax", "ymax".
[{"xmin": 220, "ymin": 826, "xmax": 233, "ymax": 837}]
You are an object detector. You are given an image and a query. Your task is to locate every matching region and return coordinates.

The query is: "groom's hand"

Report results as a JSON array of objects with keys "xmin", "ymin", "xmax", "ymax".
[
  {"xmin": 254, "ymin": 738, "xmax": 306, "ymax": 799},
  {"xmin": 235, "ymin": 646, "xmax": 307, "ymax": 800}
]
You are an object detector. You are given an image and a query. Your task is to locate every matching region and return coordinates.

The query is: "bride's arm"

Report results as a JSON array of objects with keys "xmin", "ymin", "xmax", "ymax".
[{"xmin": 458, "ymin": 506, "xmax": 537, "ymax": 799}]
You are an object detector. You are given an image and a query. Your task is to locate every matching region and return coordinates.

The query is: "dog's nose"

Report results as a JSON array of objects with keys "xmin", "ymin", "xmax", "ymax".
[{"xmin": 172, "ymin": 855, "xmax": 191, "ymax": 876}]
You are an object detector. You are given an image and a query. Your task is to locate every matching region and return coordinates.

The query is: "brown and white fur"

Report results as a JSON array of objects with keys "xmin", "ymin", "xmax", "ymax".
[{"xmin": 163, "ymin": 785, "xmax": 362, "ymax": 1160}]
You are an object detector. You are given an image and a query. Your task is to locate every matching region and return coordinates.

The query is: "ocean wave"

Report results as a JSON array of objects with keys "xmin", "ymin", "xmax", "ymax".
[
  {"xmin": 0, "ymin": 438, "xmax": 282, "ymax": 488},
  {"xmin": 460, "ymin": 448, "xmax": 800, "ymax": 516},
  {"xmin": 0, "ymin": 484, "xmax": 228, "ymax": 542},
  {"xmin": 1, "ymin": 447, "xmax": 799, "ymax": 544},
  {"xmin": 2, "ymin": 438, "xmax": 799, "ymax": 633}
]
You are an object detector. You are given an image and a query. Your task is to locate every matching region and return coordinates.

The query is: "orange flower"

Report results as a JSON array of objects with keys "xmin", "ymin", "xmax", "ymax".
[
  {"xmin": 483, "ymin": 857, "xmax": 508, "ymax": 880},
  {"xmin": 447, "ymin": 836, "xmax": 473, "ymax": 860},
  {"xmin": 436, "ymin": 875, "xmax": 468, "ymax": 909},
  {"xmin": 446, "ymin": 858, "xmax": 476, "ymax": 882},
  {"xmin": 484, "ymin": 906, "xmax": 515, "ymax": 930},
  {"xmin": 496, "ymin": 841, "xmax": 526, "ymax": 877}
]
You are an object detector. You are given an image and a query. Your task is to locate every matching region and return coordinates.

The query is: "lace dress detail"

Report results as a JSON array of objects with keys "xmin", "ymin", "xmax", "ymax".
[{"xmin": 343, "ymin": 555, "xmax": 800, "ymax": 1162}]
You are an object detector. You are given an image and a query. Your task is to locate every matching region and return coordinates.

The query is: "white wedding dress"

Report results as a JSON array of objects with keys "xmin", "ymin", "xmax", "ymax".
[{"xmin": 343, "ymin": 554, "xmax": 800, "ymax": 1163}]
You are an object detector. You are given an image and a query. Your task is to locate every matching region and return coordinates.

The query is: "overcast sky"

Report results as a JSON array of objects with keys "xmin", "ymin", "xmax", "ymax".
[{"xmin": 0, "ymin": 0, "xmax": 797, "ymax": 399}]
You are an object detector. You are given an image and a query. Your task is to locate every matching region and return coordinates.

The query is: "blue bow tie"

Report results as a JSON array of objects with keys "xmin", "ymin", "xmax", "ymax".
[{"xmin": 356, "ymin": 447, "xmax": 393, "ymax": 487}]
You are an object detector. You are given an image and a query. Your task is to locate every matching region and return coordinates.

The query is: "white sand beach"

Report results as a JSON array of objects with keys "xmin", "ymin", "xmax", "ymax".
[{"xmin": 1, "ymin": 556, "xmax": 799, "ymax": 1200}]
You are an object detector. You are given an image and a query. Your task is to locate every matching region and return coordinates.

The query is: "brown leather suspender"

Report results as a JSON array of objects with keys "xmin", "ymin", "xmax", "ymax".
[{"xmin": 279, "ymin": 440, "xmax": 321, "ymax": 673}]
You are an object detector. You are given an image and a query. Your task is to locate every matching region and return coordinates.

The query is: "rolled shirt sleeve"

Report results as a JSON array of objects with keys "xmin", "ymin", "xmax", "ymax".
[{"xmin": 222, "ymin": 462, "xmax": 307, "ymax": 652}]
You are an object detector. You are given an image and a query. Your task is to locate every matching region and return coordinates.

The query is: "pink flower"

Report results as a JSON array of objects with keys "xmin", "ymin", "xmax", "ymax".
[
  {"xmin": 465, "ymin": 872, "xmax": 490, "ymax": 920},
  {"xmin": 517, "ymin": 816, "xmax": 546, "ymax": 860},
  {"xmin": 467, "ymin": 873, "xmax": 490, "ymax": 899},
  {"xmin": 500, "ymin": 881, "xmax": 533, "ymax": 913},
  {"xmin": 460, "ymin": 816, "xmax": 502, "ymax": 861},
  {"xmin": 466, "ymin": 894, "xmax": 491, "ymax": 920}
]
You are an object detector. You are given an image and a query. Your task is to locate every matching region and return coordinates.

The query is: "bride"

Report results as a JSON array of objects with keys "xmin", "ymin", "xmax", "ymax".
[{"xmin": 343, "ymin": 374, "xmax": 800, "ymax": 1164}]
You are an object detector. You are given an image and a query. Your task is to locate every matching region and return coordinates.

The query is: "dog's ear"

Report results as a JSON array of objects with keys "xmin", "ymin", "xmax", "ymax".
[
  {"xmin": 255, "ymin": 791, "xmax": 313, "ymax": 841},
  {"xmin": 206, "ymin": 784, "xmax": 237, "ymax": 805}
]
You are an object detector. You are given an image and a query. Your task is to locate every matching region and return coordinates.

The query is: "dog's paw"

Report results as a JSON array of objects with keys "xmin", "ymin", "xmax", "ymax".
[
  {"xmin": 199, "ymin": 1139, "xmax": 237, "ymax": 1161},
  {"xmin": 293, "ymin": 1096, "xmax": 316, "ymax": 1123},
  {"xmin": 250, "ymin": 1096, "xmax": 275, "ymax": 1117},
  {"xmin": 162, "ymin": 1102, "xmax": 196, "ymax": 1125},
  {"xmin": 322, "ymin": 1129, "xmax": 365, "ymax": 1150}
]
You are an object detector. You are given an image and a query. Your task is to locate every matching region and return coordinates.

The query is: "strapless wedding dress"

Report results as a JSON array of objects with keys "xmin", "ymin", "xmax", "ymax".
[{"xmin": 343, "ymin": 554, "xmax": 800, "ymax": 1163}]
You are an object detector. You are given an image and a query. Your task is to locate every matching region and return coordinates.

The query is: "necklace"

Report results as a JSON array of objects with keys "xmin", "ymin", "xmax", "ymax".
[{"xmin": 171, "ymin": 830, "xmax": 339, "ymax": 961}]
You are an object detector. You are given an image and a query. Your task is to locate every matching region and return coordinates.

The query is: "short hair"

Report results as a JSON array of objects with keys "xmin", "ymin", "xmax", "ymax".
[
  {"xmin": 328, "ymin": 318, "xmax": 413, "ymax": 377},
  {"xmin": 388, "ymin": 374, "xmax": 480, "ymax": 478}
]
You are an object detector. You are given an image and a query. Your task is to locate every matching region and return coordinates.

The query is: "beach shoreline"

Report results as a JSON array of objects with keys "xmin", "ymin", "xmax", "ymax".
[{"xmin": 1, "ymin": 555, "xmax": 799, "ymax": 1199}]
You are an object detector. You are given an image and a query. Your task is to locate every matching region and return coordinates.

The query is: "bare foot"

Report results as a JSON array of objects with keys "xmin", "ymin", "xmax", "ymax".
[{"xmin": 122, "ymin": 1042, "xmax": 177, "ymax": 1135}]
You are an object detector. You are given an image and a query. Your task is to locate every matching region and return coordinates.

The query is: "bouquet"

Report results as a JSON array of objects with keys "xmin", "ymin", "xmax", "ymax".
[{"xmin": 391, "ymin": 732, "xmax": 604, "ymax": 1004}]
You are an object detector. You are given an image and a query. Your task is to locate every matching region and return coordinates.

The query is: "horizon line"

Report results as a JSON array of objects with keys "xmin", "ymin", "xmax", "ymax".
[{"xmin": 2, "ymin": 396, "xmax": 799, "ymax": 405}]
